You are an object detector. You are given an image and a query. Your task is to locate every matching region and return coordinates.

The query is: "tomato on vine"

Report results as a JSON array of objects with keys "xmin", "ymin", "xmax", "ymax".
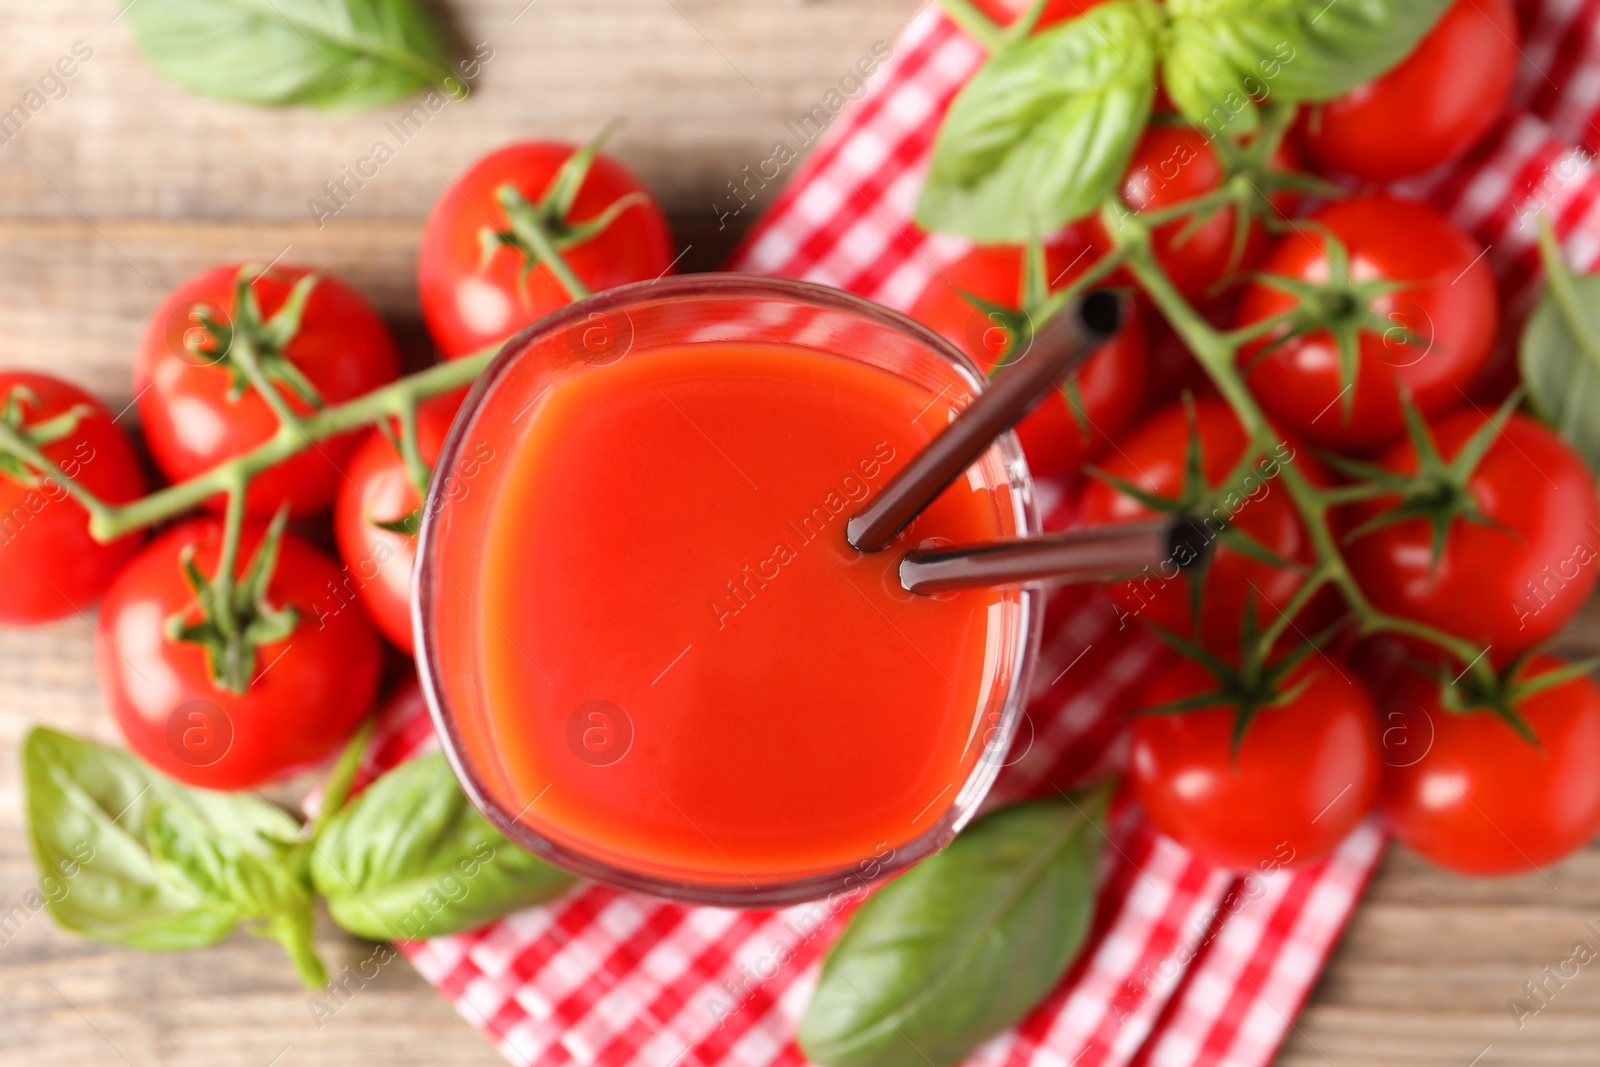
[
  {"xmin": 1297, "ymin": 0, "xmax": 1519, "ymax": 183},
  {"xmin": 418, "ymin": 136, "xmax": 675, "ymax": 359},
  {"xmin": 0, "ymin": 374, "xmax": 146, "ymax": 624},
  {"xmin": 907, "ymin": 241, "xmax": 1146, "ymax": 481},
  {"xmin": 1233, "ymin": 195, "xmax": 1497, "ymax": 452},
  {"xmin": 1339, "ymin": 403, "xmax": 1600, "ymax": 660},
  {"xmin": 96, "ymin": 516, "xmax": 382, "ymax": 790},
  {"xmin": 1131, "ymin": 652, "xmax": 1381, "ymax": 869},
  {"xmin": 136, "ymin": 264, "xmax": 401, "ymax": 517},
  {"xmin": 1378, "ymin": 657, "xmax": 1600, "ymax": 875},
  {"xmin": 1076, "ymin": 397, "xmax": 1327, "ymax": 650},
  {"xmin": 333, "ymin": 391, "xmax": 465, "ymax": 652},
  {"xmin": 1097, "ymin": 124, "xmax": 1304, "ymax": 303}
]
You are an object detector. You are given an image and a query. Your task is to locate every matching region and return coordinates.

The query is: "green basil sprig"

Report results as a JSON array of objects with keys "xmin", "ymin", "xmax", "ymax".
[
  {"xmin": 1163, "ymin": 0, "xmax": 1454, "ymax": 138},
  {"xmin": 918, "ymin": 0, "xmax": 1455, "ymax": 241},
  {"xmin": 126, "ymin": 0, "xmax": 456, "ymax": 110},
  {"xmin": 311, "ymin": 752, "xmax": 575, "ymax": 941},
  {"xmin": 22, "ymin": 727, "xmax": 325, "ymax": 984},
  {"xmin": 917, "ymin": 0, "xmax": 1163, "ymax": 242},
  {"xmin": 1522, "ymin": 217, "xmax": 1600, "ymax": 472},
  {"xmin": 799, "ymin": 792, "xmax": 1107, "ymax": 1067},
  {"xmin": 24, "ymin": 727, "xmax": 575, "ymax": 986}
]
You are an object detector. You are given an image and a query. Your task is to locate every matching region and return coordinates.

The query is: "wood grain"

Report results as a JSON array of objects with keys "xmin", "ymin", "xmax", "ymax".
[{"xmin": 3, "ymin": 2, "xmax": 1600, "ymax": 1065}]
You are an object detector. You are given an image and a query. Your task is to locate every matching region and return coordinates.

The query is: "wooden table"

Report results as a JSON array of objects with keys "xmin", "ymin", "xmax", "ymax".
[{"xmin": 4, "ymin": 2, "xmax": 1600, "ymax": 1063}]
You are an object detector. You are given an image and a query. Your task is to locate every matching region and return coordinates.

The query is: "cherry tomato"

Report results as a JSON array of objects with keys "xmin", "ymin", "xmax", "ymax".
[
  {"xmin": 96, "ymin": 518, "xmax": 382, "ymax": 790},
  {"xmin": 418, "ymin": 142, "xmax": 675, "ymax": 359},
  {"xmin": 0, "ymin": 374, "xmax": 146, "ymax": 624},
  {"xmin": 1234, "ymin": 195, "xmax": 1497, "ymax": 452},
  {"xmin": 136, "ymin": 265, "xmax": 401, "ymax": 518},
  {"xmin": 1343, "ymin": 410, "xmax": 1600, "ymax": 659},
  {"xmin": 1378, "ymin": 658, "xmax": 1600, "ymax": 875},
  {"xmin": 1131, "ymin": 656, "xmax": 1381, "ymax": 868},
  {"xmin": 968, "ymin": 0, "xmax": 1104, "ymax": 32},
  {"xmin": 1298, "ymin": 0, "xmax": 1519, "ymax": 182},
  {"xmin": 333, "ymin": 392, "xmax": 465, "ymax": 652},
  {"xmin": 1076, "ymin": 397, "xmax": 1325, "ymax": 649},
  {"xmin": 907, "ymin": 242, "xmax": 1147, "ymax": 481},
  {"xmin": 1097, "ymin": 125, "xmax": 1302, "ymax": 302}
]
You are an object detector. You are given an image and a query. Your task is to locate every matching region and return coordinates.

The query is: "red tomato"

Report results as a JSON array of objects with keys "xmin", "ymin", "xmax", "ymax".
[
  {"xmin": 1098, "ymin": 125, "xmax": 1302, "ymax": 302},
  {"xmin": 1298, "ymin": 0, "xmax": 1519, "ymax": 182},
  {"xmin": 136, "ymin": 265, "xmax": 400, "ymax": 518},
  {"xmin": 96, "ymin": 518, "xmax": 382, "ymax": 789},
  {"xmin": 1379, "ymin": 658, "xmax": 1600, "ymax": 875},
  {"xmin": 333, "ymin": 392, "xmax": 464, "ymax": 652},
  {"xmin": 418, "ymin": 142, "xmax": 675, "ymax": 359},
  {"xmin": 968, "ymin": 0, "xmax": 1103, "ymax": 31},
  {"xmin": 1131, "ymin": 656, "xmax": 1381, "ymax": 868},
  {"xmin": 0, "ymin": 374, "xmax": 146, "ymax": 623},
  {"xmin": 1076, "ymin": 398, "xmax": 1325, "ymax": 649},
  {"xmin": 1234, "ymin": 195, "xmax": 1497, "ymax": 452},
  {"xmin": 907, "ymin": 243, "xmax": 1147, "ymax": 481},
  {"xmin": 1343, "ymin": 410, "xmax": 1600, "ymax": 659}
]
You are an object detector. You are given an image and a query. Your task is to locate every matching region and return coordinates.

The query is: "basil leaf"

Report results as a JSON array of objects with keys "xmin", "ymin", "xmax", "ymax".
[
  {"xmin": 21, "ymin": 728, "xmax": 318, "ymax": 971},
  {"xmin": 799, "ymin": 794, "xmax": 1105, "ymax": 1067},
  {"xmin": 311, "ymin": 753, "xmax": 575, "ymax": 941},
  {"xmin": 1163, "ymin": 0, "xmax": 1453, "ymax": 136},
  {"xmin": 1523, "ymin": 221, "xmax": 1600, "ymax": 472},
  {"xmin": 146, "ymin": 800, "xmax": 327, "ymax": 986},
  {"xmin": 916, "ymin": 0, "xmax": 1162, "ymax": 241},
  {"xmin": 126, "ymin": 0, "xmax": 456, "ymax": 110}
]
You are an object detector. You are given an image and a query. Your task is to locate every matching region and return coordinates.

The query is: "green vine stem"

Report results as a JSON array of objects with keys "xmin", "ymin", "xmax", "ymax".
[
  {"xmin": 1106, "ymin": 205, "xmax": 1491, "ymax": 678},
  {"xmin": 495, "ymin": 185, "xmax": 597, "ymax": 304},
  {"xmin": 0, "ymin": 194, "xmax": 596, "ymax": 576},
  {"xmin": 934, "ymin": 0, "xmax": 1007, "ymax": 51},
  {"xmin": 209, "ymin": 481, "xmax": 248, "ymax": 635},
  {"xmin": 17, "ymin": 350, "xmax": 493, "ymax": 544},
  {"xmin": 228, "ymin": 326, "xmax": 310, "ymax": 433}
]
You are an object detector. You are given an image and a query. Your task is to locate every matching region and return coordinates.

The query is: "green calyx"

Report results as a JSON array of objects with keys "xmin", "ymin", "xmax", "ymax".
[
  {"xmin": 960, "ymin": 237, "xmax": 1128, "ymax": 443},
  {"xmin": 1329, "ymin": 389, "xmax": 1521, "ymax": 570},
  {"xmin": 481, "ymin": 126, "xmax": 647, "ymax": 301},
  {"xmin": 1437, "ymin": 651, "xmax": 1600, "ymax": 746},
  {"xmin": 1145, "ymin": 600, "xmax": 1337, "ymax": 758},
  {"xmin": 0, "ymin": 385, "xmax": 91, "ymax": 487},
  {"xmin": 1244, "ymin": 227, "xmax": 1423, "ymax": 422},
  {"xmin": 165, "ymin": 506, "xmax": 300, "ymax": 695},
  {"xmin": 185, "ymin": 265, "xmax": 325, "ymax": 410},
  {"xmin": 1086, "ymin": 393, "xmax": 1301, "ymax": 631}
]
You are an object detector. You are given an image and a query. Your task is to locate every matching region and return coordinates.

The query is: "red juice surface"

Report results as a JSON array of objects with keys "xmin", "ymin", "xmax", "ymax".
[{"xmin": 454, "ymin": 341, "xmax": 1018, "ymax": 882}]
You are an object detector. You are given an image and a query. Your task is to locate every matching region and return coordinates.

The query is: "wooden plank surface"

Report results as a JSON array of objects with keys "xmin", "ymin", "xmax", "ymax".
[{"xmin": 4, "ymin": 3, "xmax": 1600, "ymax": 1065}]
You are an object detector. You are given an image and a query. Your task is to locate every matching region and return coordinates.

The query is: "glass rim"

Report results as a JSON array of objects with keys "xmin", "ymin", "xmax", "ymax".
[{"xmin": 412, "ymin": 272, "xmax": 1044, "ymax": 908}]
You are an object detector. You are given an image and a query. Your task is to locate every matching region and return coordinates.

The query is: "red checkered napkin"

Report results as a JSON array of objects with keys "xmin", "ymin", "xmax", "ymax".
[{"xmin": 371, "ymin": 3, "xmax": 1600, "ymax": 1065}]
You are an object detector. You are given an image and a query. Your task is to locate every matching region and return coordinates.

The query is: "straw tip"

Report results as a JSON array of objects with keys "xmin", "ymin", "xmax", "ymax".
[
  {"xmin": 1167, "ymin": 515, "xmax": 1213, "ymax": 572},
  {"xmin": 1079, "ymin": 290, "xmax": 1122, "ymax": 339}
]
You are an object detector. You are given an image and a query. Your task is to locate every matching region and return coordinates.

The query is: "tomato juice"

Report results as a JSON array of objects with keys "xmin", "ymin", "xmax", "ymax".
[{"xmin": 418, "ymin": 279, "xmax": 1037, "ymax": 901}]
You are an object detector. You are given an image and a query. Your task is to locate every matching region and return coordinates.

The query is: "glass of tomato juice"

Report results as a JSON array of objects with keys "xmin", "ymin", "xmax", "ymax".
[{"xmin": 415, "ymin": 275, "xmax": 1042, "ymax": 906}]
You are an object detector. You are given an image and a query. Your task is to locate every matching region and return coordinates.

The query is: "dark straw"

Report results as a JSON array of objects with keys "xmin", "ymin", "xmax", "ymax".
[
  {"xmin": 898, "ymin": 517, "xmax": 1212, "ymax": 595},
  {"xmin": 847, "ymin": 291, "xmax": 1124, "ymax": 553}
]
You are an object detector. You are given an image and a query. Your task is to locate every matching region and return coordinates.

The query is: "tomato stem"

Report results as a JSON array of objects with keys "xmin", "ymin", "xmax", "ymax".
[
  {"xmin": 934, "ymin": 0, "xmax": 1007, "ymax": 51},
  {"xmin": 495, "ymin": 185, "xmax": 595, "ymax": 304},
  {"xmin": 0, "ymin": 418, "xmax": 117, "ymax": 527},
  {"xmin": 79, "ymin": 346, "xmax": 499, "ymax": 543},
  {"xmin": 211, "ymin": 480, "xmax": 248, "ymax": 639},
  {"xmin": 394, "ymin": 400, "xmax": 434, "ymax": 501}
]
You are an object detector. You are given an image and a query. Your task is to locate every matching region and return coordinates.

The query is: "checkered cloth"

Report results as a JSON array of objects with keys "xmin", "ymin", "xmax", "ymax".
[{"xmin": 372, "ymin": 3, "xmax": 1600, "ymax": 1063}]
